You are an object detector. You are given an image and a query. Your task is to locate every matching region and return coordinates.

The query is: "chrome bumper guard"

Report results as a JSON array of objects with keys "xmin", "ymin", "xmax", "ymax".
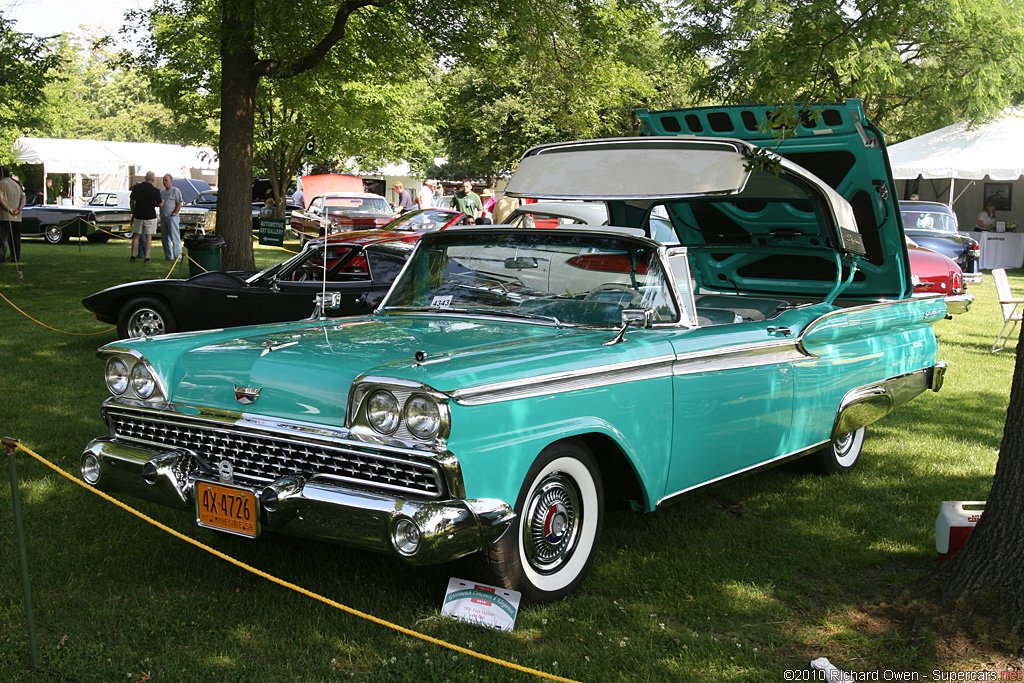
[
  {"xmin": 81, "ymin": 438, "xmax": 515, "ymax": 565},
  {"xmin": 945, "ymin": 293, "xmax": 974, "ymax": 315},
  {"xmin": 833, "ymin": 362, "xmax": 946, "ymax": 438}
]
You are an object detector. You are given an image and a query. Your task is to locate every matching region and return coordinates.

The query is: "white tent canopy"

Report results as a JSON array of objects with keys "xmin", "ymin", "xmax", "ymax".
[
  {"xmin": 12, "ymin": 137, "xmax": 128, "ymax": 176},
  {"xmin": 12, "ymin": 137, "xmax": 219, "ymax": 199},
  {"xmin": 888, "ymin": 108, "xmax": 1024, "ymax": 181}
]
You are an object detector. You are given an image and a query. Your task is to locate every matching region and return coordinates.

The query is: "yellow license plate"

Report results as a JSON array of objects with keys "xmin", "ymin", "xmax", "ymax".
[{"xmin": 195, "ymin": 481, "xmax": 259, "ymax": 538}]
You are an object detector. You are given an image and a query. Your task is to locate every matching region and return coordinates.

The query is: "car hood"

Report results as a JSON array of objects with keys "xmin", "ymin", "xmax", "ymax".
[{"xmin": 112, "ymin": 316, "xmax": 647, "ymax": 427}]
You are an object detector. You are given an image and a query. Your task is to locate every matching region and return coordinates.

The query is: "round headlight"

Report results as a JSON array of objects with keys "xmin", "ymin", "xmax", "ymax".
[
  {"xmin": 366, "ymin": 390, "xmax": 400, "ymax": 434},
  {"xmin": 404, "ymin": 394, "xmax": 441, "ymax": 440},
  {"xmin": 105, "ymin": 357, "xmax": 130, "ymax": 395},
  {"xmin": 130, "ymin": 363, "xmax": 157, "ymax": 399}
]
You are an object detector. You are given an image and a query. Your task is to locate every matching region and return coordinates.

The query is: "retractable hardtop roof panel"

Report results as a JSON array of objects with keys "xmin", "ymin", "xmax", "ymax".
[{"xmin": 635, "ymin": 99, "xmax": 911, "ymax": 301}]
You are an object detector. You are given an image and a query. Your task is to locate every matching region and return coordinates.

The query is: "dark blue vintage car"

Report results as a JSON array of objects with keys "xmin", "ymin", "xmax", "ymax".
[{"xmin": 899, "ymin": 200, "xmax": 981, "ymax": 280}]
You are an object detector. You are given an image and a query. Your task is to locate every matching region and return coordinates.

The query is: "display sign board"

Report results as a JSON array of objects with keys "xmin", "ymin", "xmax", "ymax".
[
  {"xmin": 259, "ymin": 218, "xmax": 286, "ymax": 246},
  {"xmin": 441, "ymin": 578, "xmax": 521, "ymax": 632}
]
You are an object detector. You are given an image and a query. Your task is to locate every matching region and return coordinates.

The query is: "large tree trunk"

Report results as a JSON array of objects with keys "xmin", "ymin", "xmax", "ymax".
[
  {"xmin": 937, "ymin": 325, "xmax": 1024, "ymax": 633},
  {"xmin": 218, "ymin": 0, "xmax": 259, "ymax": 271}
]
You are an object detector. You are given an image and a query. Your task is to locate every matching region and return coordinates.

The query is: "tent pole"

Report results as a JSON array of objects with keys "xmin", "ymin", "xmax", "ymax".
[{"xmin": 948, "ymin": 178, "xmax": 954, "ymax": 209}]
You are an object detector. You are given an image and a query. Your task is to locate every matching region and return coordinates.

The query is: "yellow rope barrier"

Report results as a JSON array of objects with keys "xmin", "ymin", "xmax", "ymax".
[
  {"xmin": 7, "ymin": 440, "xmax": 579, "ymax": 683},
  {"xmin": 0, "ymin": 290, "xmax": 114, "ymax": 336}
]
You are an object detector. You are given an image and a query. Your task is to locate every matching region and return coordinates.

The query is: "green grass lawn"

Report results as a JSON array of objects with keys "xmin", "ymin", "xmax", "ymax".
[{"xmin": 1, "ymin": 235, "xmax": 1021, "ymax": 681}]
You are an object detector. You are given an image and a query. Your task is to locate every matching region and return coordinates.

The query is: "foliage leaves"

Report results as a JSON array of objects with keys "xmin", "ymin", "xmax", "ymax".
[
  {"xmin": 0, "ymin": 17, "xmax": 63, "ymax": 161},
  {"xmin": 665, "ymin": 0, "xmax": 1024, "ymax": 139}
]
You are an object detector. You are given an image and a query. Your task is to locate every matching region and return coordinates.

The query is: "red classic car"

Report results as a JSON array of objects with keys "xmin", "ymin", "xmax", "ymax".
[
  {"xmin": 907, "ymin": 239, "xmax": 973, "ymax": 315},
  {"xmin": 289, "ymin": 174, "xmax": 393, "ymax": 240}
]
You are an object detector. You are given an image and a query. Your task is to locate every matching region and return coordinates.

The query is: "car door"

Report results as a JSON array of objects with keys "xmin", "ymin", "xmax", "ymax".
[
  {"xmin": 663, "ymin": 248, "xmax": 798, "ymax": 496},
  {"xmin": 243, "ymin": 244, "xmax": 375, "ymax": 323}
]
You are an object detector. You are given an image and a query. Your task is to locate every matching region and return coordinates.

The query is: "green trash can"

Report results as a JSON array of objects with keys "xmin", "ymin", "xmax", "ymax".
[{"xmin": 183, "ymin": 234, "xmax": 226, "ymax": 277}]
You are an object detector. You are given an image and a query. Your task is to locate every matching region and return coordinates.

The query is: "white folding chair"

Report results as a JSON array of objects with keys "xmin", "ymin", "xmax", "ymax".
[{"xmin": 992, "ymin": 268, "xmax": 1024, "ymax": 352}]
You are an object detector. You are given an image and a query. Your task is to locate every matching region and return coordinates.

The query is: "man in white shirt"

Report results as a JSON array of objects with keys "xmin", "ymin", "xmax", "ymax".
[{"xmin": 417, "ymin": 179, "xmax": 436, "ymax": 210}]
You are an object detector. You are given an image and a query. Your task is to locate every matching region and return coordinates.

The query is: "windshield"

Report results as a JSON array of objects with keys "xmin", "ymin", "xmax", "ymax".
[
  {"xmin": 324, "ymin": 197, "xmax": 391, "ymax": 216},
  {"xmin": 382, "ymin": 231, "xmax": 679, "ymax": 326},
  {"xmin": 901, "ymin": 210, "xmax": 957, "ymax": 233}
]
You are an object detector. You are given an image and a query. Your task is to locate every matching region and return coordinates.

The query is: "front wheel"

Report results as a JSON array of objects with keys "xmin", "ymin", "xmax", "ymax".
[
  {"xmin": 117, "ymin": 297, "xmax": 177, "ymax": 339},
  {"xmin": 807, "ymin": 427, "xmax": 865, "ymax": 475},
  {"xmin": 44, "ymin": 225, "xmax": 67, "ymax": 244},
  {"xmin": 482, "ymin": 440, "xmax": 604, "ymax": 603}
]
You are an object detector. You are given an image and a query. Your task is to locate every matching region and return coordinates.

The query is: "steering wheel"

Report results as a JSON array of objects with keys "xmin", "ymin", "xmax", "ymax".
[{"xmin": 584, "ymin": 283, "xmax": 642, "ymax": 306}]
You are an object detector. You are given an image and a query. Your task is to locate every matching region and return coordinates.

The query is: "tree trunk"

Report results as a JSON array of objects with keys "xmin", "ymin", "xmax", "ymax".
[
  {"xmin": 218, "ymin": 0, "xmax": 258, "ymax": 271},
  {"xmin": 937, "ymin": 324, "xmax": 1024, "ymax": 633}
]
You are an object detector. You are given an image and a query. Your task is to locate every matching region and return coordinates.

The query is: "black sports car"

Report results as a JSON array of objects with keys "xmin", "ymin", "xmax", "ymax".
[{"xmin": 82, "ymin": 234, "xmax": 415, "ymax": 339}]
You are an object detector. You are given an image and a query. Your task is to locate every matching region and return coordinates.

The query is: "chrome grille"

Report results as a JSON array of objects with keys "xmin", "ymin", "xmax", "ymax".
[{"xmin": 106, "ymin": 408, "xmax": 445, "ymax": 498}]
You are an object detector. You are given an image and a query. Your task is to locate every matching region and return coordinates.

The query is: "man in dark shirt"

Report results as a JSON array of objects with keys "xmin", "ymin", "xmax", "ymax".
[{"xmin": 129, "ymin": 171, "xmax": 163, "ymax": 262}]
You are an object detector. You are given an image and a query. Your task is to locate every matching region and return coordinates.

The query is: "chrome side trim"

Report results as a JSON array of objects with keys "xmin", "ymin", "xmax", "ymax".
[
  {"xmin": 451, "ymin": 340, "xmax": 812, "ymax": 406},
  {"xmin": 450, "ymin": 355, "xmax": 677, "ymax": 406},
  {"xmin": 672, "ymin": 340, "xmax": 810, "ymax": 376}
]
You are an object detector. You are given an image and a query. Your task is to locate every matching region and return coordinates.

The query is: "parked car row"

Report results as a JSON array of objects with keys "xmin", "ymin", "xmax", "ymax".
[
  {"xmin": 82, "ymin": 100, "xmax": 950, "ymax": 604},
  {"xmin": 899, "ymin": 200, "xmax": 981, "ymax": 282},
  {"xmin": 20, "ymin": 178, "xmax": 215, "ymax": 244}
]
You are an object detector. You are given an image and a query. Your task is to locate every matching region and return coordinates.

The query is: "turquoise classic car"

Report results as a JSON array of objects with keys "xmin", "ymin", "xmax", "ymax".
[{"xmin": 82, "ymin": 101, "xmax": 948, "ymax": 602}]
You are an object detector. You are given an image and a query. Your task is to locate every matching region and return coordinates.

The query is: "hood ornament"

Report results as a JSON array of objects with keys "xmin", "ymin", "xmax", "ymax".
[
  {"xmin": 234, "ymin": 385, "xmax": 261, "ymax": 404},
  {"xmin": 261, "ymin": 339, "xmax": 298, "ymax": 356}
]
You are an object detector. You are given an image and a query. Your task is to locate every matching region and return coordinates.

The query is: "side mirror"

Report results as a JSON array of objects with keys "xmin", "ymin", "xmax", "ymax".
[{"xmin": 603, "ymin": 308, "xmax": 653, "ymax": 346}]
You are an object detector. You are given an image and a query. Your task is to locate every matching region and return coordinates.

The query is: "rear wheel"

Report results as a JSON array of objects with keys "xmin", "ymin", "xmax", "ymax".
[
  {"xmin": 807, "ymin": 427, "xmax": 865, "ymax": 475},
  {"xmin": 86, "ymin": 232, "xmax": 111, "ymax": 243},
  {"xmin": 117, "ymin": 297, "xmax": 177, "ymax": 339},
  {"xmin": 482, "ymin": 440, "xmax": 603, "ymax": 603}
]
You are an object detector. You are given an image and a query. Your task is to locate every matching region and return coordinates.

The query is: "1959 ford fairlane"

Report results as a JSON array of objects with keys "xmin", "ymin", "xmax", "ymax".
[{"xmin": 82, "ymin": 100, "xmax": 948, "ymax": 602}]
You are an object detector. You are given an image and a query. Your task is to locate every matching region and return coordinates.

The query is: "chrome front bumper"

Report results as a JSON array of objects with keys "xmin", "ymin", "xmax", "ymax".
[
  {"xmin": 945, "ymin": 293, "xmax": 974, "ymax": 315},
  {"xmin": 81, "ymin": 438, "xmax": 514, "ymax": 564}
]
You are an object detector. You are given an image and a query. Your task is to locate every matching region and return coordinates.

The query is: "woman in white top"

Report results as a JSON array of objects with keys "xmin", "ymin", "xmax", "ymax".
[{"xmin": 977, "ymin": 202, "xmax": 997, "ymax": 230}]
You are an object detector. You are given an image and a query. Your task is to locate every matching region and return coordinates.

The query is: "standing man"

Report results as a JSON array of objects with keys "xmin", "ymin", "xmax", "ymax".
[
  {"xmin": 45, "ymin": 177, "xmax": 56, "ymax": 204},
  {"xmin": 417, "ymin": 179, "xmax": 436, "ymax": 210},
  {"xmin": 160, "ymin": 174, "xmax": 184, "ymax": 261},
  {"xmin": 392, "ymin": 181, "xmax": 414, "ymax": 216},
  {"xmin": 452, "ymin": 180, "xmax": 483, "ymax": 219},
  {"xmin": 0, "ymin": 165, "xmax": 25, "ymax": 263},
  {"xmin": 129, "ymin": 171, "xmax": 162, "ymax": 262}
]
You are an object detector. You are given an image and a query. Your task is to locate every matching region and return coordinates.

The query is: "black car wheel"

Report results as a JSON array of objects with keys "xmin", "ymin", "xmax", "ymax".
[
  {"xmin": 86, "ymin": 232, "xmax": 111, "ymax": 243},
  {"xmin": 483, "ymin": 439, "xmax": 604, "ymax": 603},
  {"xmin": 807, "ymin": 427, "xmax": 865, "ymax": 475},
  {"xmin": 44, "ymin": 225, "xmax": 68, "ymax": 244},
  {"xmin": 117, "ymin": 297, "xmax": 178, "ymax": 339}
]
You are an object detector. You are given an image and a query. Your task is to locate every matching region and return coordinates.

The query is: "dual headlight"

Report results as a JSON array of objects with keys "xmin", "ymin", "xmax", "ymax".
[
  {"xmin": 104, "ymin": 355, "xmax": 163, "ymax": 401},
  {"xmin": 353, "ymin": 381, "xmax": 449, "ymax": 443}
]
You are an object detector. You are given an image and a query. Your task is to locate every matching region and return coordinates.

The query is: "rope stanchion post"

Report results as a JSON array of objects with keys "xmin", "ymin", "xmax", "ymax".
[{"xmin": 3, "ymin": 436, "xmax": 40, "ymax": 670}]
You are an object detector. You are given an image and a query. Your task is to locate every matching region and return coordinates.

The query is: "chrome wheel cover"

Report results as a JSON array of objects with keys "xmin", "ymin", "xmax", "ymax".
[
  {"xmin": 45, "ymin": 225, "xmax": 62, "ymax": 244},
  {"xmin": 126, "ymin": 308, "xmax": 166, "ymax": 337},
  {"xmin": 522, "ymin": 473, "xmax": 581, "ymax": 574}
]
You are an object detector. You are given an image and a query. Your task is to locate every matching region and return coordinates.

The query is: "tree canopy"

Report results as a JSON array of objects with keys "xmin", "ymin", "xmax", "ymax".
[
  {"xmin": 437, "ymin": 0, "xmax": 696, "ymax": 179},
  {"xmin": 665, "ymin": 0, "xmax": 1024, "ymax": 139},
  {"xmin": 0, "ymin": 17, "xmax": 63, "ymax": 161}
]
